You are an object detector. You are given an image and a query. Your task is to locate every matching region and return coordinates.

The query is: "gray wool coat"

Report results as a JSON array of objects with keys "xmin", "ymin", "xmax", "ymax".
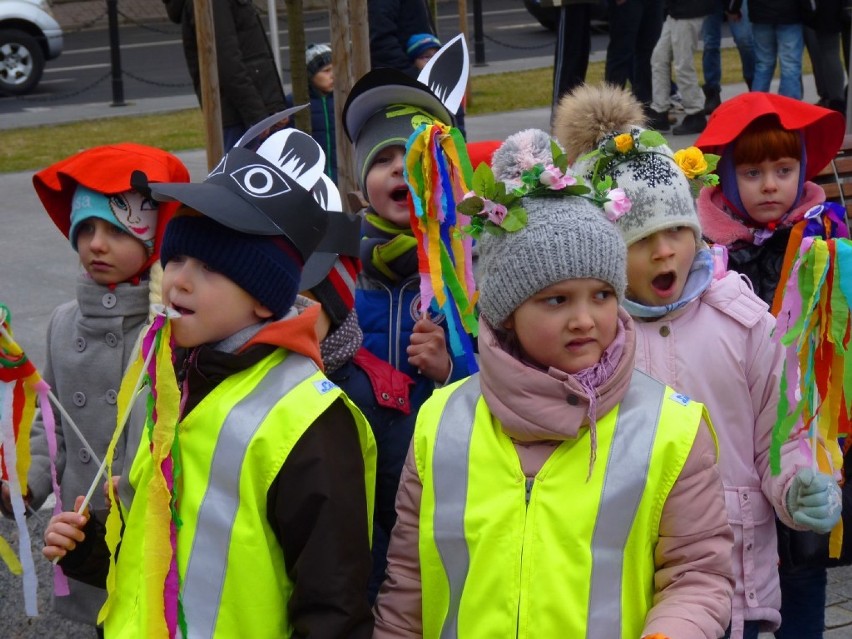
[{"xmin": 27, "ymin": 276, "xmax": 149, "ymax": 625}]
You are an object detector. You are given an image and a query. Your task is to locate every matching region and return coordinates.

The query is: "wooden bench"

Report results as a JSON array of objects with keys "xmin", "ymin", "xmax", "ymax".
[{"xmin": 812, "ymin": 133, "xmax": 852, "ymax": 222}]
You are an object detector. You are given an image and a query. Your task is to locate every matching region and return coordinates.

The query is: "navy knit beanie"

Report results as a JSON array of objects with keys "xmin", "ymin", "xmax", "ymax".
[{"xmin": 161, "ymin": 215, "xmax": 303, "ymax": 319}]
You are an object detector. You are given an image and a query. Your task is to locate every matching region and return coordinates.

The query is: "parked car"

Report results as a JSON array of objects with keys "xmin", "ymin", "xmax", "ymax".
[
  {"xmin": 0, "ymin": 0, "xmax": 63, "ymax": 95},
  {"xmin": 523, "ymin": 0, "xmax": 608, "ymax": 32}
]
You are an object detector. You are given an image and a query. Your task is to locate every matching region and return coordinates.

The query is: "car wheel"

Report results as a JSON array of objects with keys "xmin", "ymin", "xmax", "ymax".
[{"xmin": 0, "ymin": 29, "xmax": 45, "ymax": 96}]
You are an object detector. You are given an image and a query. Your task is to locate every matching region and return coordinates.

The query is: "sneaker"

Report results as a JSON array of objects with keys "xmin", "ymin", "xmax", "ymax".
[
  {"xmin": 673, "ymin": 112, "xmax": 707, "ymax": 136},
  {"xmin": 646, "ymin": 108, "xmax": 670, "ymax": 132}
]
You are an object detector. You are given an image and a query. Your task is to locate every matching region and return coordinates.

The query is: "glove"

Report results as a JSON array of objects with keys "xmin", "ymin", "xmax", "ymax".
[{"xmin": 786, "ymin": 467, "xmax": 843, "ymax": 534}]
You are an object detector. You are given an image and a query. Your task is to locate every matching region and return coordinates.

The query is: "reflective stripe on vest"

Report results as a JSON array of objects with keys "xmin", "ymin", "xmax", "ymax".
[
  {"xmin": 181, "ymin": 354, "xmax": 317, "ymax": 637},
  {"xmin": 431, "ymin": 370, "xmax": 666, "ymax": 639},
  {"xmin": 107, "ymin": 350, "xmax": 375, "ymax": 639}
]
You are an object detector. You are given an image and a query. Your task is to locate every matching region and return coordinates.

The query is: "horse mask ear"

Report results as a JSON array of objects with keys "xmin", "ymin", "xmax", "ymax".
[{"xmin": 416, "ymin": 33, "xmax": 469, "ymax": 116}]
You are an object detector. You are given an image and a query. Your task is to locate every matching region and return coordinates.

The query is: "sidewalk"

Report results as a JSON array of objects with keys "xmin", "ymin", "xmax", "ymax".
[{"xmin": 4, "ymin": 5, "xmax": 852, "ymax": 636}]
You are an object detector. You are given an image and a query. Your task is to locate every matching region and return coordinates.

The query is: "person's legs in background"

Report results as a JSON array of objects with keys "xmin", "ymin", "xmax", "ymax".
[
  {"xmin": 728, "ymin": 0, "xmax": 755, "ymax": 89},
  {"xmin": 631, "ymin": 0, "xmax": 665, "ymax": 106},
  {"xmin": 701, "ymin": 9, "xmax": 723, "ymax": 113},
  {"xmin": 804, "ymin": 27, "xmax": 846, "ymax": 111},
  {"xmin": 751, "ymin": 23, "xmax": 778, "ymax": 93},
  {"xmin": 775, "ymin": 23, "xmax": 804, "ymax": 99},
  {"xmin": 775, "ymin": 563, "xmax": 827, "ymax": 639},
  {"xmin": 605, "ymin": 0, "xmax": 644, "ymax": 92},
  {"xmin": 648, "ymin": 15, "xmax": 674, "ymax": 130},
  {"xmin": 671, "ymin": 15, "xmax": 707, "ymax": 134},
  {"xmin": 552, "ymin": 2, "xmax": 592, "ymax": 110}
]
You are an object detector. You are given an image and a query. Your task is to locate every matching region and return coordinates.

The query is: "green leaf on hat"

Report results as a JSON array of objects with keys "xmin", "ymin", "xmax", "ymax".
[
  {"xmin": 502, "ymin": 206, "xmax": 527, "ymax": 232},
  {"xmin": 472, "ymin": 162, "xmax": 495, "ymax": 197},
  {"xmin": 638, "ymin": 130, "xmax": 667, "ymax": 148},
  {"xmin": 704, "ymin": 153, "xmax": 721, "ymax": 174},
  {"xmin": 457, "ymin": 195, "xmax": 485, "ymax": 217}
]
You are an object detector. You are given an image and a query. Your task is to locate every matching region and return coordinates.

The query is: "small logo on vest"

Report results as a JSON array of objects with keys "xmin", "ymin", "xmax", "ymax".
[
  {"xmin": 669, "ymin": 392, "xmax": 691, "ymax": 406},
  {"xmin": 314, "ymin": 379, "xmax": 338, "ymax": 395}
]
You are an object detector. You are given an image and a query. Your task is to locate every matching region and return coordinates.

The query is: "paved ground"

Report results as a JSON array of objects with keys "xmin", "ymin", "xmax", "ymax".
[{"xmin": 2, "ymin": 2, "xmax": 852, "ymax": 638}]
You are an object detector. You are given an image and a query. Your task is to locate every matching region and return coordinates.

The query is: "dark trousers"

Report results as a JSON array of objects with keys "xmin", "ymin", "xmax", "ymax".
[
  {"xmin": 552, "ymin": 3, "xmax": 592, "ymax": 108},
  {"xmin": 604, "ymin": 0, "xmax": 665, "ymax": 106},
  {"xmin": 775, "ymin": 562, "xmax": 827, "ymax": 638}
]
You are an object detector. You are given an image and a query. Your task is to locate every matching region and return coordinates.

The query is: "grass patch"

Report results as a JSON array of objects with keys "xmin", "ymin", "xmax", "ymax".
[{"xmin": 1, "ymin": 48, "xmax": 814, "ymax": 173}]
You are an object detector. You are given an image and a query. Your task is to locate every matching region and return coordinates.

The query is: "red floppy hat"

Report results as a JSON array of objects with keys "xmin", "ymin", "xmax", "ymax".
[{"xmin": 695, "ymin": 92, "xmax": 846, "ymax": 180}]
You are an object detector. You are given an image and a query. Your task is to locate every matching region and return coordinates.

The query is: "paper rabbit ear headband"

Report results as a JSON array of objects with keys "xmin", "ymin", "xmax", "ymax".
[{"xmin": 342, "ymin": 33, "xmax": 469, "ymax": 144}]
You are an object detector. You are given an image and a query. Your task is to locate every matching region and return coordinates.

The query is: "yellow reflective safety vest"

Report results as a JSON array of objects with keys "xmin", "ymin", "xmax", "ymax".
[
  {"xmin": 416, "ymin": 369, "xmax": 713, "ymax": 639},
  {"xmin": 105, "ymin": 350, "xmax": 376, "ymax": 638}
]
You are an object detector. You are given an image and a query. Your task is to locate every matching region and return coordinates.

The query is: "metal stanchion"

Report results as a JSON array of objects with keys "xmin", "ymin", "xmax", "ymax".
[
  {"xmin": 106, "ymin": 0, "xmax": 126, "ymax": 106},
  {"xmin": 472, "ymin": 0, "xmax": 486, "ymax": 66}
]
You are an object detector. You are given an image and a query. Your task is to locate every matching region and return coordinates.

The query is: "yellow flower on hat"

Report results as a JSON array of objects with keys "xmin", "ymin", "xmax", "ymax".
[
  {"xmin": 673, "ymin": 146, "xmax": 709, "ymax": 179},
  {"xmin": 614, "ymin": 133, "xmax": 634, "ymax": 154}
]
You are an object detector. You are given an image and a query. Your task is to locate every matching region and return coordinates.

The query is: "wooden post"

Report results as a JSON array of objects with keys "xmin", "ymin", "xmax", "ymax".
[
  {"xmin": 194, "ymin": 0, "xmax": 223, "ymax": 170},
  {"xmin": 285, "ymin": 0, "xmax": 310, "ymax": 133},
  {"xmin": 457, "ymin": 0, "xmax": 471, "ymax": 110},
  {"xmin": 330, "ymin": 0, "xmax": 370, "ymax": 207}
]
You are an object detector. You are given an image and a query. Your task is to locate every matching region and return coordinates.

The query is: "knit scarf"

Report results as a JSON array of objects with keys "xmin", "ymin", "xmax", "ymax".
[
  {"xmin": 623, "ymin": 248, "xmax": 714, "ymax": 319},
  {"xmin": 320, "ymin": 309, "xmax": 364, "ymax": 374},
  {"xmin": 360, "ymin": 213, "xmax": 419, "ymax": 285}
]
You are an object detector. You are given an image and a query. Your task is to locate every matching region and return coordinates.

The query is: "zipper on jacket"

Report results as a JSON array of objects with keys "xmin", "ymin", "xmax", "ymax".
[{"xmin": 517, "ymin": 477, "xmax": 534, "ymax": 638}]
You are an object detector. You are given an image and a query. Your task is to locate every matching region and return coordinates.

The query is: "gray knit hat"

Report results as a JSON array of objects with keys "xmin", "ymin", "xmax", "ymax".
[
  {"xmin": 306, "ymin": 43, "xmax": 332, "ymax": 78},
  {"xmin": 353, "ymin": 106, "xmax": 413, "ymax": 193},
  {"xmin": 478, "ymin": 196, "xmax": 627, "ymax": 327}
]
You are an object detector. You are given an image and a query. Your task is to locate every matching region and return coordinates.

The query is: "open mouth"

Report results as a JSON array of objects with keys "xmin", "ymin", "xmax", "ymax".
[
  {"xmin": 170, "ymin": 304, "xmax": 193, "ymax": 316},
  {"xmin": 652, "ymin": 271, "xmax": 676, "ymax": 293},
  {"xmin": 390, "ymin": 186, "xmax": 409, "ymax": 203}
]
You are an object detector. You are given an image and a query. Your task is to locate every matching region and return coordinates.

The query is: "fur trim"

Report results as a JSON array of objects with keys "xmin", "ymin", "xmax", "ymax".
[{"xmin": 552, "ymin": 83, "xmax": 647, "ymax": 163}]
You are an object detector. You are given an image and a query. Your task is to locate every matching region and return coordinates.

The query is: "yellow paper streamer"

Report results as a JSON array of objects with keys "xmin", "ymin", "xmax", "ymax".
[{"xmin": 0, "ymin": 535, "xmax": 22, "ymax": 575}]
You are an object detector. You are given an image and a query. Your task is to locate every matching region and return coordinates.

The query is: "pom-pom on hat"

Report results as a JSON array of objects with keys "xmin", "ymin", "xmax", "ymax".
[
  {"xmin": 406, "ymin": 33, "xmax": 441, "ymax": 60},
  {"xmin": 696, "ymin": 92, "xmax": 845, "ymax": 181},
  {"xmin": 306, "ymin": 43, "xmax": 332, "ymax": 78},
  {"xmin": 554, "ymin": 83, "xmax": 703, "ymax": 247}
]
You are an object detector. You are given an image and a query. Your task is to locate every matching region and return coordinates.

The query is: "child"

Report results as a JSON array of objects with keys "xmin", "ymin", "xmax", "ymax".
[
  {"xmin": 0, "ymin": 144, "xmax": 188, "ymax": 628},
  {"xmin": 555, "ymin": 84, "xmax": 843, "ymax": 639},
  {"xmin": 372, "ymin": 139, "xmax": 735, "ymax": 637},
  {"xmin": 41, "ymin": 129, "xmax": 376, "ymax": 638},
  {"xmin": 297, "ymin": 199, "xmax": 415, "ymax": 602},
  {"xmin": 304, "ymin": 42, "xmax": 337, "ymax": 182},
  {"xmin": 695, "ymin": 90, "xmax": 848, "ymax": 639},
  {"xmin": 406, "ymin": 33, "xmax": 440, "ymax": 70},
  {"xmin": 646, "ymin": 0, "xmax": 715, "ymax": 134},
  {"xmin": 342, "ymin": 64, "xmax": 474, "ymax": 426},
  {"xmin": 696, "ymin": 91, "xmax": 847, "ymax": 308}
]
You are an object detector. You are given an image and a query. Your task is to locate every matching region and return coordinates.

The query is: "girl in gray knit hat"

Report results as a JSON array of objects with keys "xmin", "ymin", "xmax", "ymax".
[{"xmin": 372, "ymin": 129, "xmax": 735, "ymax": 639}]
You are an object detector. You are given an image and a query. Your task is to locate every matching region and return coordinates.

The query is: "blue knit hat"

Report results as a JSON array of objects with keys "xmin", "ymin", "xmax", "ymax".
[
  {"xmin": 406, "ymin": 33, "xmax": 441, "ymax": 60},
  {"xmin": 161, "ymin": 214, "xmax": 303, "ymax": 319}
]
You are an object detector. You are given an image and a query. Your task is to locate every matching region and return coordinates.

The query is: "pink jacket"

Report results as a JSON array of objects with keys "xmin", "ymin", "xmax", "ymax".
[
  {"xmin": 631, "ymin": 272, "xmax": 813, "ymax": 635},
  {"xmin": 373, "ymin": 309, "xmax": 735, "ymax": 639}
]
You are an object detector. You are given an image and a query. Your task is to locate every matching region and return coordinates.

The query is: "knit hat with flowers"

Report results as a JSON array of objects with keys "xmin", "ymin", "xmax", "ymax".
[
  {"xmin": 475, "ymin": 128, "xmax": 627, "ymax": 327},
  {"xmin": 553, "ymin": 84, "xmax": 704, "ymax": 246}
]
